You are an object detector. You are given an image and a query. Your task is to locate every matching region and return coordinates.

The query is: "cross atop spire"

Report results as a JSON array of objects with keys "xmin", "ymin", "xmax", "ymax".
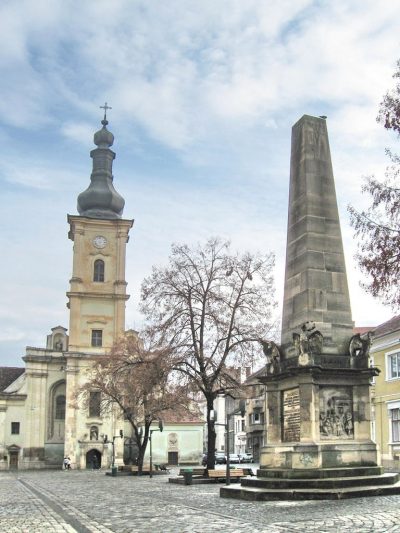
[{"xmin": 99, "ymin": 102, "xmax": 112, "ymax": 124}]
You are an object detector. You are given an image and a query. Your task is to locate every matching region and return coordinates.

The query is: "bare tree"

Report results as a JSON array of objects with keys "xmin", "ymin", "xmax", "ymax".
[
  {"xmin": 79, "ymin": 332, "xmax": 190, "ymax": 472},
  {"xmin": 349, "ymin": 60, "xmax": 400, "ymax": 308},
  {"xmin": 140, "ymin": 238, "xmax": 277, "ymax": 469}
]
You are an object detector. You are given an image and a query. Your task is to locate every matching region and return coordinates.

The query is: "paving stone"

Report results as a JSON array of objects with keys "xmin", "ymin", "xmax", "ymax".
[{"xmin": 0, "ymin": 469, "xmax": 400, "ymax": 532}]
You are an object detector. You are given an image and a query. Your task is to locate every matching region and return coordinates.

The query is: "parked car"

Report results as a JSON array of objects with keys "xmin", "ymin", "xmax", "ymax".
[
  {"xmin": 215, "ymin": 452, "xmax": 226, "ymax": 464},
  {"xmin": 238, "ymin": 452, "xmax": 253, "ymax": 463},
  {"xmin": 227, "ymin": 453, "xmax": 241, "ymax": 464}
]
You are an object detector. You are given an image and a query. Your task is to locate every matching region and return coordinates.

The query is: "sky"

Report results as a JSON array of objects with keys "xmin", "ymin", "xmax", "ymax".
[{"xmin": 0, "ymin": 0, "xmax": 399, "ymax": 366}]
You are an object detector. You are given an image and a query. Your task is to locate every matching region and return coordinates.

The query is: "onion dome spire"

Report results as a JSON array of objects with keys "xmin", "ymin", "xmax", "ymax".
[{"xmin": 77, "ymin": 103, "xmax": 125, "ymax": 219}]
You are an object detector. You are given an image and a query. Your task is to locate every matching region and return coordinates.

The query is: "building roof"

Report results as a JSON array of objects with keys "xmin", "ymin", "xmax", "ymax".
[
  {"xmin": 161, "ymin": 405, "xmax": 204, "ymax": 424},
  {"xmin": 353, "ymin": 326, "xmax": 374, "ymax": 335},
  {"xmin": 244, "ymin": 365, "xmax": 267, "ymax": 385},
  {"xmin": 0, "ymin": 367, "xmax": 25, "ymax": 392},
  {"xmin": 372, "ymin": 315, "xmax": 400, "ymax": 339},
  {"xmin": 77, "ymin": 116, "xmax": 125, "ymax": 220}
]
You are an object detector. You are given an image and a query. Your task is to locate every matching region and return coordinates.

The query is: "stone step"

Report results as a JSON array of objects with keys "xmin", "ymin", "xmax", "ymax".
[
  {"xmin": 257, "ymin": 466, "xmax": 383, "ymax": 479},
  {"xmin": 220, "ymin": 480, "xmax": 400, "ymax": 501},
  {"xmin": 242, "ymin": 472, "xmax": 399, "ymax": 490}
]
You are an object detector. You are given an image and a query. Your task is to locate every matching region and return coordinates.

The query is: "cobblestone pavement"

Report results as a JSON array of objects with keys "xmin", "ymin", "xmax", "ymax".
[{"xmin": 1, "ymin": 468, "xmax": 400, "ymax": 532}]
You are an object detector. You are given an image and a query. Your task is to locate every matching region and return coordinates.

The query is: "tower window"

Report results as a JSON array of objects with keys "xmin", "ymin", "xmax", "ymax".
[
  {"xmin": 94, "ymin": 259, "xmax": 105, "ymax": 282},
  {"xmin": 91, "ymin": 330, "xmax": 103, "ymax": 347},
  {"xmin": 55, "ymin": 395, "xmax": 66, "ymax": 420},
  {"xmin": 89, "ymin": 392, "xmax": 101, "ymax": 418},
  {"xmin": 11, "ymin": 422, "xmax": 20, "ymax": 435}
]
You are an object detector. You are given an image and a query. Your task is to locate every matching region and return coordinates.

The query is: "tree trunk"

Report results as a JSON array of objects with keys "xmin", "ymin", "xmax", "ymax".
[
  {"xmin": 137, "ymin": 443, "xmax": 145, "ymax": 473},
  {"xmin": 206, "ymin": 395, "xmax": 216, "ymax": 470},
  {"xmin": 137, "ymin": 433, "xmax": 149, "ymax": 474}
]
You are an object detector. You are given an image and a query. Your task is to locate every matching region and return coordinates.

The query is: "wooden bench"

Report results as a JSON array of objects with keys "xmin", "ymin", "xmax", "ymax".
[
  {"xmin": 178, "ymin": 467, "xmax": 206, "ymax": 476},
  {"xmin": 129, "ymin": 465, "xmax": 151, "ymax": 473},
  {"xmin": 207, "ymin": 469, "xmax": 244, "ymax": 481},
  {"xmin": 119, "ymin": 465, "xmax": 141, "ymax": 472},
  {"xmin": 154, "ymin": 463, "xmax": 170, "ymax": 473},
  {"xmin": 241, "ymin": 467, "xmax": 255, "ymax": 476}
]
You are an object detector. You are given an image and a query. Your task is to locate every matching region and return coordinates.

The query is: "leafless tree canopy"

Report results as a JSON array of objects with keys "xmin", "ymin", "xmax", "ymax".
[
  {"xmin": 349, "ymin": 61, "xmax": 400, "ymax": 309},
  {"xmin": 140, "ymin": 238, "xmax": 277, "ymax": 467},
  {"xmin": 78, "ymin": 332, "xmax": 191, "ymax": 471}
]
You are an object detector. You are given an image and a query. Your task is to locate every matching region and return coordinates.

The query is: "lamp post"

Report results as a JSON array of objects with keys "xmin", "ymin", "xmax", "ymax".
[
  {"xmin": 103, "ymin": 430, "xmax": 123, "ymax": 475},
  {"xmin": 211, "ymin": 398, "xmax": 245, "ymax": 486}
]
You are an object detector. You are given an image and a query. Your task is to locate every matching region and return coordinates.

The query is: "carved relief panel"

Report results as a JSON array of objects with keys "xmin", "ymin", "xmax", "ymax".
[{"xmin": 319, "ymin": 386, "xmax": 354, "ymax": 439}]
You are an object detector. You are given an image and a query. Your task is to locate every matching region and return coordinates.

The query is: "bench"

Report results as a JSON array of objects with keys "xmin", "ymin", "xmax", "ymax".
[
  {"xmin": 128, "ymin": 465, "xmax": 151, "ymax": 473},
  {"xmin": 207, "ymin": 469, "xmax": 244, "ymax": 481},
  {"xmin": 154, "ymin": 464, "xmax": 170, "ymax": 473},
  {"xmin": 118, "ymin": 465, "xmax": 141, "ymax": 472},
  {"xmin": 178, "ymin": 467, "xmax": 206, "ymax": 476},
  {"xmin": 241, "ymin": 467, "xmax": 255, "ymax": 476}
]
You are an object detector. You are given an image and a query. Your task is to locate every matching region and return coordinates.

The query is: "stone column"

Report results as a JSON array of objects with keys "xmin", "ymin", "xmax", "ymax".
[
  {"xmin": 24, "ymin": 367, "xmax": 48, "ymax": 467},
  {"xmin": 64, "ymin": 360, "xmax": 79, "ymax": 468}
]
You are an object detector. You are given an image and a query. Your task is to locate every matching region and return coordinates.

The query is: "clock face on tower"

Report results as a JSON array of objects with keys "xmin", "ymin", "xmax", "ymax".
[{"xmin": 93, "ymin": 235, "xmax": 107, "ymax": 249}]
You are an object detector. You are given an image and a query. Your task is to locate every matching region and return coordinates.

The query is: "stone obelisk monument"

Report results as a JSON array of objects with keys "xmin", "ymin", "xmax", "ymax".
[
  {"xmin": 258, "ymin": 114, "xmax": 378, "ymax": 471},
  {"xmin": 281, "ymin": 115, "xmax": 353, "ymax": 356},
  {"xmin": 221, "ymin": 115, "xmax": 400, "ymax": 500}
]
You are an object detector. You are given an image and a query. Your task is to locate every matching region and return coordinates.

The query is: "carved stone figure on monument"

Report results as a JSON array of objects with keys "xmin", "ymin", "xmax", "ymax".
[
  {"xmin": 292, "ymin": 322, "xmax": 323, "ymax": 357},
  {"xmin": 259, "ymin": 340, "xmax": 282, "ymax": 374},
  {"xmin": 349, "ymin": 332, "xmax": 373, "ymax": 368}
]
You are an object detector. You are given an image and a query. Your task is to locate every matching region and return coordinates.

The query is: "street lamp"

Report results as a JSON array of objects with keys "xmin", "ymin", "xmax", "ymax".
[
  {"xmin": 211, "ymin": 398, "xmax": 245, "ymax": 486},
  {"xmin": 103, "ymin": 430, "xmax": 123, "ymax": 475}
]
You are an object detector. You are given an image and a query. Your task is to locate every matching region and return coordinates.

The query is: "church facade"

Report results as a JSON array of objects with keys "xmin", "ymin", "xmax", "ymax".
[{"xmin": 0, "ymin": 112, "xmax": 203, "ymax": 470}]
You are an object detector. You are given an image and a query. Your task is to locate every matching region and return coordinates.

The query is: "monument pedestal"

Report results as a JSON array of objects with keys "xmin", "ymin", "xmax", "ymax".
[
  {"xmin": 259, "ymin": 359, "xmax": 379, "ymax": 470},
  {"xmin": 221, "ymin": 355, "xmax": 400, "ymax": 500}
]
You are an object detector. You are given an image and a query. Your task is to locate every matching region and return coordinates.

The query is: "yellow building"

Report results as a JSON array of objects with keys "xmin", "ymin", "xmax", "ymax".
[{"xmin": 371, "ymin": 315, "xmax": 400, "ymax": 470}]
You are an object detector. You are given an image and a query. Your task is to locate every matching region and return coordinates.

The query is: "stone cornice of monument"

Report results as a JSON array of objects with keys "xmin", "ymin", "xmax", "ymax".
[{"xmin": 281, "ymin": 114, "xmax": 354, "ymax": 358}]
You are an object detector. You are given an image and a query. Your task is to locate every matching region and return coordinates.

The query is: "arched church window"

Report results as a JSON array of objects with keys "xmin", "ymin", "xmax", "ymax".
[
  {"xmin": 89, "ymin": 391, "xmax": 101, "ymax": 418},
  {"xmin": 55, "ymin": 395, "xmax": 66, "ymax": 420},
  {"xmin": 94, "ymin": 259, "xmax": 105, "ymax": 282}
]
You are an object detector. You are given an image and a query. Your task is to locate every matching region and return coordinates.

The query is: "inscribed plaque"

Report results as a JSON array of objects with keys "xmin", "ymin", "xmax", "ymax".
[{"xmin": 283, "ymin": 388, "xmax": 300, "ymax": 442}]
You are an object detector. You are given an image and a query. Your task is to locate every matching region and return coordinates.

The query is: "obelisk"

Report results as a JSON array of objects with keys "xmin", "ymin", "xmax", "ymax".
[
  {"xmin": 281, "ymin": 115, "xmax": 353, "ymax": 356},
  {"xmin": 220, "ymin": 115, "xmax": 397, "ymax": 501}
]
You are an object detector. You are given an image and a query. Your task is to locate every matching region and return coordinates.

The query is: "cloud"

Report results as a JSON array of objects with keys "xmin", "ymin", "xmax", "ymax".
[
  {"xmin": 0, "ymin": 0, "xmax": 399, "ymax": 365},
  {"xmin": 0, "ymin": 158, "xmax": 81, "ymax": 190},
  {"xmin": 1, "ymin": 0, "xmax": 398, "ymax": 149}
]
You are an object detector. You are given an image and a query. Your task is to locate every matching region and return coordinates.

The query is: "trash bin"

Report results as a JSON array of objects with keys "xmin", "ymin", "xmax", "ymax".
[
  {"xmin": 183, "ymin": 468, "xmax": 193, "ymax": 485},
  {"xmin": 111, "ymin": 466, "xmax": 118, "ymax": 477}
]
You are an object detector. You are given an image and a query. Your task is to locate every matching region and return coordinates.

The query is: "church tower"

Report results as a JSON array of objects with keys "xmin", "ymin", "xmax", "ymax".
[
  {"xmin": 67, "ymin": 108, "xmax": 133, "ymax": 353},
  {"xmin": 64, "ymin": 107, "xmax": 133, "ymax": 468}
]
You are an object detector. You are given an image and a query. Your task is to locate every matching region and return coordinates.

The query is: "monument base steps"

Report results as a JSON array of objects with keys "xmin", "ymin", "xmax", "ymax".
[{"xmin": 220, "ymin": 468, "xmax": 400, "ymax": 500}]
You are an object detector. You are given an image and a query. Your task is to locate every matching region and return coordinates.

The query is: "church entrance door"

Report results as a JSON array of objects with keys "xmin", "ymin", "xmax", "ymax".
[
  {"xmin": 9, "ymin": 451, "xmax": 19, "ymax": 470},
  {"xmin": 86, "ymin": 449, "xmax": 101, "ymax": 469},
  {"xmin": 168, "ymin": 451, "xmax": 178, "ymax": 465}
]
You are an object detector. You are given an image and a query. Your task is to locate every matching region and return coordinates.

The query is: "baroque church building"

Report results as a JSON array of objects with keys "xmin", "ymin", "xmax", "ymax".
[{"xmin": 0, "ymin": 112, "xmax": 203, "ymax": 470}]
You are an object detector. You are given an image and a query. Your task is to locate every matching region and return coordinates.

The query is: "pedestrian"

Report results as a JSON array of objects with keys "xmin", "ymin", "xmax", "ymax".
[{"xmin": 63, "ymin": 456, "xmax": 68, "ymax": 470}]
